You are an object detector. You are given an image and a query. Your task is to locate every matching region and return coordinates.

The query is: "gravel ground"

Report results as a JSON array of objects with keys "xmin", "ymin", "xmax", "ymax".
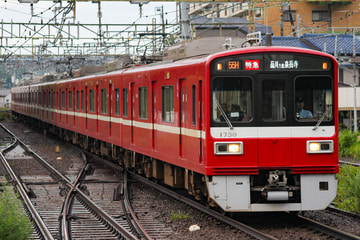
[
  {"xmin": 1, "ymin": 120, "xmax": 252, "ymax": 239},
  {"xmin": 1, "ymin": 121, "xmax": 84, "ymax": 176},
  {"xmin": 1, "ymin": 119, "xmax": 360, "ymax": 240}
]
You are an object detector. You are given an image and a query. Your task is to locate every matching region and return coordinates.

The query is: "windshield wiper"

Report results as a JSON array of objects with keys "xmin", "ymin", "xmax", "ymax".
[
  {"xmin": 313, "ymin": 107, "xmax": 330, "ymax": 131},
  {"xmin": 214, "ymin": 98, "xmax": 233, "ymax": 129}
]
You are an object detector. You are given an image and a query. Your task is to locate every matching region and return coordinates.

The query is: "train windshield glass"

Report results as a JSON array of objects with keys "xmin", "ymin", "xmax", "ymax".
[
  {"xmin": 262, "ymin": 79, "xmax": 286, "ymax": 122},
  {"xmin": 212, "ymin": 77, "xmax": 252, "ymax": 123},
  {"xmin": 295, "ymin": 76, "xmax": 333, "ymax": 122}
]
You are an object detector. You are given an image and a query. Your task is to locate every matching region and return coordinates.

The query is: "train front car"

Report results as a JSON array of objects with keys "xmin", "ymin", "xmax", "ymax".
[{"xmin": 205, "ymin": 47, "xmax": 338, "ymax": 212}]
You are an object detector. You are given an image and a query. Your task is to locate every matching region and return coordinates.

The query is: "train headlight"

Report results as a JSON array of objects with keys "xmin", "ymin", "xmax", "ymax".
[
  {"xmin": 307, "ymin": 140, "xmax": 333, "ymax": 154},
  {"xmin": 214, "ymin": 142, "xmax": 243, "ymax": 155}
]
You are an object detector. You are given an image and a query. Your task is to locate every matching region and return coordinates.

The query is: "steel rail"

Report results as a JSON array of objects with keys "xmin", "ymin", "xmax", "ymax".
[
  {"xmin": 0, "ymin": 143, "xmax": 54, "ymax": 240},
  {"xmin": 339, "ymin": 159, "xmax": 360, "ymax": 167},
  {"xmin": 61, "ymin": 151, "xmax": 88, "ymax": 240},
  {"xmin": 123, "ymin": 171, "xmax": 153, "ymax": 240},
  {"xmin": 82, "ymin": 150, "xmax": 277, "ymax": 240},
  {"xmin": 297, "ymin": 214, "xmax": 360, "ymax": 240},
  {"xmin": 128, "ymin": 171, "xmax": 279, "ymax": 240},
  {"xmin": 0, "ymin": 123, "xmax": 138, "ymax": 240}
]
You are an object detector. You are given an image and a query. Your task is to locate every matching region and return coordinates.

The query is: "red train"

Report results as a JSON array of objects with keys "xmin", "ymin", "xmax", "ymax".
[{"xmin": 11, "ymin": 46, "xmax": 339, "ymax": 212}]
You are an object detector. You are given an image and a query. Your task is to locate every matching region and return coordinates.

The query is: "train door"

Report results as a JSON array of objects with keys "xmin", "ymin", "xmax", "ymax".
[
  {"xmin": 109, "ymin": 83, "xmax": 112, "ymax": 137},
  {"xmin": 152, "ymin": 81, "xmax": 157, "ymax": 150},
  {"xmin": 198, "ymin": 80, "xmax": 203, "ymax": 163},
  {"xmin": 65, "ymin": 89, "xmax": 69, "ymax": 124},
  {"xmin": 130, "ymin": 82, "xmax": 135, "ymax": 144},
  {"xmin": 258, "ymin": 74, "xmax": 291, "ymax": 167},
  {"xmin": 85, "ymin": 86, "xmax": 88, "ymax": 130},
  {"xmin": 59, "ymin": 89, "xmax": 62, "ymax": 123},
  {"xmin": 70, "ymin": 88, "xmax": 77, "ymax": 127},
  {"xmin": 96, "ymin": 84, "xmax": 99, "ymax": 133},
  {"xmin": 51, "ymin": 90, "xmax": 54, "ymax": 121},
  {"xmin": 180, "ymin": 78, "xmax": 187, "ymax": 158}
]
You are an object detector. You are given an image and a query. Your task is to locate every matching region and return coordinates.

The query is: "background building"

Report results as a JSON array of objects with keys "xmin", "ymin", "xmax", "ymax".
[{"xmin": 190, "ymin": 1, "xmax": 360, "ymax": 37}]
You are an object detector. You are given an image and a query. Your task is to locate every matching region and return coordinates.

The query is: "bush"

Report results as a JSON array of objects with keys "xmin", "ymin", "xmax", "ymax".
[
  {"xmin": 335, "ymin": 165, "xmax": 360, "ymax": 214},
  {"xmin": 0, "ymin": 182, "xmax": 33, "ymax": 240},
  {"xmin": 339, "ymin": 129, "xmax": 360, "ymax": 158}
]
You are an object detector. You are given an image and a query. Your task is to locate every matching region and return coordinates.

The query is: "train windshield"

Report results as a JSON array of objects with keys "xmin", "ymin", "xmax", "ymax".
[
  {"xmin": 212, "ymin": 77, "xmax": 253, "ymax": 123},
  {"xmin": 295, "ymin": 76, "xmax": 333, "ymax": 122},
  {"xmin": 210, "ymin": 53, "xmax": 335, "ymax": 127},
  {"xmin": 211, "ymin": 75, "xmax": 334, "ymax": 126}
]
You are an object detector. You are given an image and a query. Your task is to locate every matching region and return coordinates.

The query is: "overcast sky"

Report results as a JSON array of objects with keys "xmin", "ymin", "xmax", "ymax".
[{"xmin": 0, "ymin": 0, "xmax": 177, "ymax": 25}]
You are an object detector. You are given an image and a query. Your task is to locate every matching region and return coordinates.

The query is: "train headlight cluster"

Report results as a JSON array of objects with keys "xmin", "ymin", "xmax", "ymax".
[
  {"xmin": 214, "ymin": 142, "xmax": 243, "ymax": 155},
  {"xmin": 307, "ymin": 140, "xmax": 333, "ymax": 154}
]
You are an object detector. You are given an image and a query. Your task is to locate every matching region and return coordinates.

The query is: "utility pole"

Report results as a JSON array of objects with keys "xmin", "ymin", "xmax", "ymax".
[
  {"xmin": 180, "ymin": 2, "xmax": 190, "ymax": 41},
  {"xmin": 353, "ymin": 29, "xmax": 357, "ymax": 132}
]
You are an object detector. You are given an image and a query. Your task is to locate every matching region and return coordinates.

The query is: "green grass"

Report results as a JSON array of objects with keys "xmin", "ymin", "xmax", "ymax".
[
  {"xmin": 0, "ymin": 180, "xmax": 33, "ymax": 239},
  {"xmin": 339, "ymin": 129, "xmax": 360, "ymax": 159},
  {"xmin": 336, "ymin": 129, "xmax": 360, "ymax": 213},
  {"xmin": 170, "ymin": 210, "xmax": 191, "ymax": 221},
  {"xmin": 334, "ymin": 165, "xmax": 360, "ymax": 214}
]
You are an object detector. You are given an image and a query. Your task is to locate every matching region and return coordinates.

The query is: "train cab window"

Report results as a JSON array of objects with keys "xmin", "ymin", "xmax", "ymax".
[
  {"xmin": 139, "ymin": 87, "xmax": 148, "ymax": 119},
  {"xmin": 295, "ymin": 76, "xmax": 333, "ymax": 122},
  {"xmin": 212, "ymin": 77, "xmax": 252, "ymax": 125},
  {"xmin": 162, "ymin": 86, "xmax": 174, "ymax": 123},
  {"xmin": 81, "ymin": 90, "xmax": 84, "ymax": 112},
  {"xmin": 61, "ymin": 91, "xmax": 65, "ymax": 109},
  {"xmin": 123, "ymin": 88, "xmax": 128, "ymax": 117},
  {"xmin": 101, "ymin": 88, "xmax": 107, "ymax": 114},
  {"xmin": 69, "ymin": 91, "xmax": 73, "ymax": 110},
  {"xmin": 89, "ymin": 89, "xmax": 95, "ymax": 113},
  {"xmin": 76, "ymin": 91, "xmax": 80, "ymax": 111},
  {"xmin": 262, "ymin": 80, "xmax": 286, "ymax": 122},
  {"xmin": 115, "ymin": 88, "xmax": 120, "ymax": 116}
]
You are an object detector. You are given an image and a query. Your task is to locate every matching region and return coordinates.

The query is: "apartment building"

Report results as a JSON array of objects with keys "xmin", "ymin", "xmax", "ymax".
[{"xmin": 189, "ymin": 1, "xmax": 360, "ymax": 36}]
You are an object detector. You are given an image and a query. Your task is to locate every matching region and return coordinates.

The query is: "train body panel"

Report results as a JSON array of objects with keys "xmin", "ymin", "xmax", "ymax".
[{"xmin": 11, "ymin": 46, "xmax": 339, "ymax": 212}]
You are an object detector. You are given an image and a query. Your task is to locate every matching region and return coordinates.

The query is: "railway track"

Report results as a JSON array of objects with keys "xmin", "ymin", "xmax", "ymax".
[
  {"xmin": 339, "ymin": 159, "xmax": 360, "ymax": 167},
  {"xmin": 0, "ymin": 123, "xmax": 142, "ymax": 239},
  {"xmin": 1, "ymin": 121, "xmax": 360, "ymax": 239}
]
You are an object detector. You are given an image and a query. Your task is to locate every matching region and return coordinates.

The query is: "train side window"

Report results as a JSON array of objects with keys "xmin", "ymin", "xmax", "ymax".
[
  {"xmin": 162, "ymin": 86, "xmax": 174, "ymax": 123},
  {"xmin": 69, "ymin": 91, "xmax": 73, "ymax": 110},
  {"xmin": 39, "ymin": 92, "xmax": 42, "ymax": 106},
  {"xmin": 76, "ymin": 90, "xmax": 80, "ymax": 111},
  {"xmin": 123, "ymin": 88, "xmax": 128, "ymax": 117},
  {"xmin": 139, "ymin": 87, "xmax": 148, "ymax": 119},
  {"xmin": 192, "ymin": 84, "xmax": 196, "ymax": 126},
  {"xmin": 101, "ymin": 88, "xmax": 107, "ymax": 114},
  {"xmin": 115, "ymin": 88, "xmax": 120, "ymax": 116},
  {"xmin": 61, "ymin": 91, "xmax": 65, "ymax": 109},
  {"xmin": 48, "ymin": 92, "xmax": 51, "ymax": 107},
  {"xmin": 52, "ymin": 91, "xmax": 55, "ymax": 108},
  {"xmin": 81, "ymin": 90, "xmax": 84, "ymax": 112},
  {"xmin": 89, "ymin": 89, "xmax": 95, "ymax": 113}
]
